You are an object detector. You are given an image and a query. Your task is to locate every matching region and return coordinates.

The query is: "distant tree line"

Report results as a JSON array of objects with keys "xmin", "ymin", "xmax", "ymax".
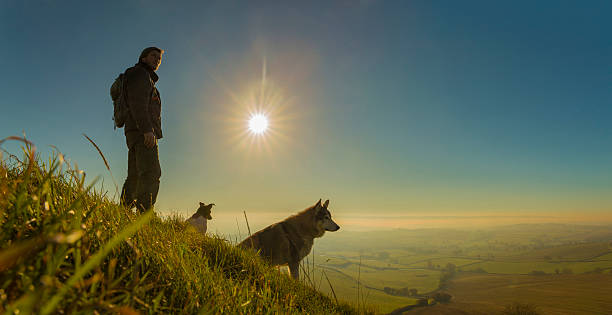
[
  {"xmin": 383, "ymin": 287, "xmax": 418, "ymax": 297},
  {"xmin": 529, "ymin": 268, "xmax": 573, "ymax": 276},
  {"xmin": 439, "ymin": 263, "xmax": 457, "ymax": 288},
  {"xmin": 502, "ymin": 302, "xmax": 542, "ymax": 315}
]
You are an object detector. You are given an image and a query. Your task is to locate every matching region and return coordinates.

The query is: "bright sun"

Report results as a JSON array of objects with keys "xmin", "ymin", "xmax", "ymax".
[{"xmin": 248, "ymin": 113, "xmax": 269, "ymax": 134}]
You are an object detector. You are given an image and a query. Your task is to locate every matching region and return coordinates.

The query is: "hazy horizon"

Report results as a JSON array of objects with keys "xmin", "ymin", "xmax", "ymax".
[{"xmin": 193, "ymin": 209, "xmax": 612, "ymax": 239}]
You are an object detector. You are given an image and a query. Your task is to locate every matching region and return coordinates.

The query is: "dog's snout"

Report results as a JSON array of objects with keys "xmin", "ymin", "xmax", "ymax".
[{"xmin": 325, "ymin": 221, "xmax": 340, "ymax": 232}]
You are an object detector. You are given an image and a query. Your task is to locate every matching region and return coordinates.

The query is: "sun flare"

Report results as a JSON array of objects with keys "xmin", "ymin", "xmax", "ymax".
[
  {"xmin": 221, "ymin": 57, "xmax": 300, "ymax": 156},
  {"xmin": 248, "ymin": 113, "xmax": 269, "ymax": 135}
]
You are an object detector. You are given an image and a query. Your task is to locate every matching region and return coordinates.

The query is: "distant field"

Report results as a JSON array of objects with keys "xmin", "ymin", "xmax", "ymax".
[
  {"xmin": 303, "ymin": 253, "xmax": 437, "ymax": 313},
  {"xmin": 359, "ymin": 258, "xmax": 409, "ymax": 270},
  {"xmin": 332, "ymin": 264, "xmax": 439, "ymax": 292},
  {"xmin": 429, "ymin": 273, "xmax": 612, "ymax": 315},
  {"xmin": 313, "ymin": 225, "xmax": 612, "ymax": 313},
  {"xmin": 465, "ymin": 259, "xmax": 612, "ymax": 274},
  {"xmin": 502, "ymin": 242, "xmax": 611, "ymax": 261},
  {"xmin": 316, "ymin": 254, "xmax": 407, "ymax": 270},
  {"xmin": 406, "ymin": 257, "xmax": 482, "ymax": 268},
  {"xmin": 393, "ymin": 255, "xmax": 437, "ymax": 266},
  {"xmin": 594, "ymin": 252, "xmax": 612, "ymax": 261},
  {"xmin": 309, "ymin": 267, "xmax": 417, "ymax": 314}
]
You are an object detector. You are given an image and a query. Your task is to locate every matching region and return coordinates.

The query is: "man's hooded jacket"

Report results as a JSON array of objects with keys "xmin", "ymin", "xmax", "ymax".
[{"xmin": 124, "ymin": 62, "xmax": 163, "ymax": 139}]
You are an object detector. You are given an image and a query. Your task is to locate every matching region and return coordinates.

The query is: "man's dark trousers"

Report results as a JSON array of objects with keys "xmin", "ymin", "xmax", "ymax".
[{"xmin": 120, "ymin": 132, "xmax": 161, "ymax": 212}]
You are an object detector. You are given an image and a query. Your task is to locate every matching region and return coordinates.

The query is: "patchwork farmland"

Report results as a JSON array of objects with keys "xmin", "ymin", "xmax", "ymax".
[{"xmin": 308, "ymin": 224, "xmax": 612, "ymax": 313}]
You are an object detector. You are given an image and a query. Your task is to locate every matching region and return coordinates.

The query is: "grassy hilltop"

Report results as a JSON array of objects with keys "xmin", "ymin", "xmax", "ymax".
[{"xmin": 0, "ymin": 143, "xmax": 369, "ymax": 314}]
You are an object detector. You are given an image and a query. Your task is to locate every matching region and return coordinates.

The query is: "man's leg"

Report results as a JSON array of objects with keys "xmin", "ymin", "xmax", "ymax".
[
  {"xmin": 134, "ymin": 141, "xmax": 161, "ymax": 213},
  {"xmin": 120, "ymin": 139, "xmax": 138, "ymax": 208}
]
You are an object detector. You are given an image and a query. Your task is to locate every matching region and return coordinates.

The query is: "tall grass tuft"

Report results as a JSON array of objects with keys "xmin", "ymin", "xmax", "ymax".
[{"xmin": 0, "ymin": 140, "xmax": 370, "ymax": 314}]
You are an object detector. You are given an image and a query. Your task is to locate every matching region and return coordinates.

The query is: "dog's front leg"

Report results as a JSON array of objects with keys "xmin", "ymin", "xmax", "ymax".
[{"xmin": 288, "ymin": 262, "xmax": 299, "ymax": 280}]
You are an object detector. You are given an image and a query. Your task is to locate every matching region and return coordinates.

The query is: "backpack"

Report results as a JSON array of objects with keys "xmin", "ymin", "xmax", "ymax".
[{"xmin": 110, "ymin": 72, "xmax": 129, "ymax": 129}]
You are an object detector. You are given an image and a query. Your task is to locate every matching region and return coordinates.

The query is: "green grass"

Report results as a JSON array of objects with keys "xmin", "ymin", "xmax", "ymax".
[{"xmin": 0, "ymin": 142, "xmax": 370, "ymax": 314}]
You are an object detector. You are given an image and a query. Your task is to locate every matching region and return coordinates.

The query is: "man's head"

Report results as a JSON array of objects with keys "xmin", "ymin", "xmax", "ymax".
[{"xmin": 139, "ymin": 47, "xmax": 164, "ymax": 71}]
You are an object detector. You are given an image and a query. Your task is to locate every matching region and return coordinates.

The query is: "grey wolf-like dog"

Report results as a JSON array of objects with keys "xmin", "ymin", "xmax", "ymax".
[{"xmin": 238, "ymin": 199, "xmax": 340, "ymax": 280}]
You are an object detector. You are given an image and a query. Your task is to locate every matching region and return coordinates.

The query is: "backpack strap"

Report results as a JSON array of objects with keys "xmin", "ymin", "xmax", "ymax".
[{"xmin": 121, "ymin": 69, "xmax": 130, "ymax": 108}]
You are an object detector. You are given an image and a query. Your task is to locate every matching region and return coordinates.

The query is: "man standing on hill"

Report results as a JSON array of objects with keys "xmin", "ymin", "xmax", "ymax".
[{"xmin": 120, "ymin": 47, "xmax": 164, "ymax": 213}]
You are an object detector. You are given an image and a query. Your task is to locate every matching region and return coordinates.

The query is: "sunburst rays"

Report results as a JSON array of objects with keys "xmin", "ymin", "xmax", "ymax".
[{"xmin": 221, "ymin": 57, "xmax": 296, "ymax": 157}]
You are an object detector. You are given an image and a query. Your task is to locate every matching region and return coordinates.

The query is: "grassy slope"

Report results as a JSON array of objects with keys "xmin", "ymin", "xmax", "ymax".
[{"xmin": 0, "ymin": 148, "xmax": 370, "ymax": 314}]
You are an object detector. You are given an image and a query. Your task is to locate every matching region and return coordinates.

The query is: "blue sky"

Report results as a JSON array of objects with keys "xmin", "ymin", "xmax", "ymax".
[{"xmin": 1, "ymin": 1, "xmax": 611, "ymax": 231}]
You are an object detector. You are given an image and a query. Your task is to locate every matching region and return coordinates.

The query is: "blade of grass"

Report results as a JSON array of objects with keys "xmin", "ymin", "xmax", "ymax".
[
  {"xmin": 40, "ymin": 210, "xmax": 154, "ymax": 315},
  {"xmin": 1, "ymin": 136, "xmax": 37, "ymax": 175},
  {"xmin": 322, "ymin": 269, "xmax": 338, "ymax": 305},
  {"xmin": 82, "ymin": 134, "xmax": 110, "ymax": 171},
  {"xmin": 243, "ymin": 210, "xmax": 251, "ymax": 238},
  {"xmin": 82, "ymin": 133, "xmax": 120, "ymax": 197},
  {"xmin": 0, "ymin": 136, "xmax": 34, "ymax": 147},
  {"xmin": 357, "ymin": 255, "xmax": 361, "ymax": 311}
]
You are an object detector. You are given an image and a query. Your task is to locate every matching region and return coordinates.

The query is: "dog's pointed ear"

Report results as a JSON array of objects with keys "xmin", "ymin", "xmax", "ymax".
[
  {"xmin": 323, "ymin": 199, "xmax": 329, "ymax": 209},
  {"xmin": 199, "ymin": 202, "xmax": 205, "ymax": 206},
  {"xmin": 315, "ymin": 199, "xmax": 322, "ymax": 208}
]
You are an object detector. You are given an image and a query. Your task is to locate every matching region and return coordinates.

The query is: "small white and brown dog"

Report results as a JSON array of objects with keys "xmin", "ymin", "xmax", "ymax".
[{"xmin": 186, "ymin": 202, "xmax": 215, "ymax": 234}]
